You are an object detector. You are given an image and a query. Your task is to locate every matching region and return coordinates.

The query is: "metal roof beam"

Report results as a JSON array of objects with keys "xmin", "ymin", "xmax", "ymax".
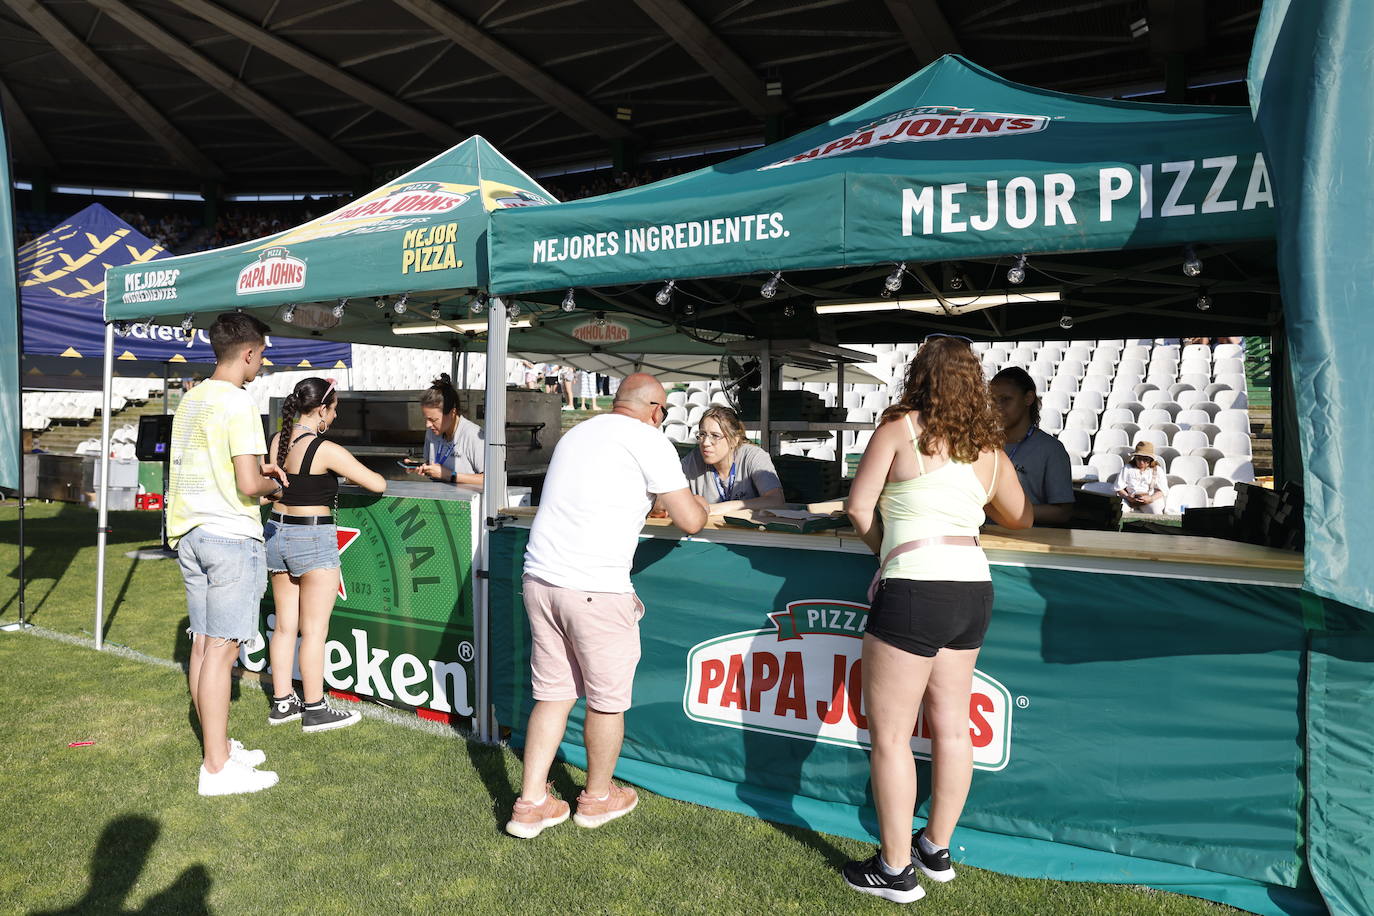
[
  {"xmin": 882, "ymin": 0, "xmax": 962, "ymax": 64},
  {"xmin": 84, "ymin": 0, "xmax": 367, "ymax": 177},
  {"xmin": 390, "ymin": 0, "xmax": 634, "ymax": 140},
  {"xmin": 629, "ymin": 0, "xmax": 782, "ymax": 118},
  {"xmin": 2, "ymin": 0, "xmax": 222, "ymax": 179},
  {"xmin": 0, "ymin": 77, "xmax": 56, "ymax": 169},
  {"xmin": 174, "ymin": 0, "xmax": 462, "ymax": 146}
]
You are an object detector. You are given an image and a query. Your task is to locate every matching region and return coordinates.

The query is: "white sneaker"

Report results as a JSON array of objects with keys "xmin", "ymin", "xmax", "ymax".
[
  {"xmin": 198, "ymin": 759, "xmax": 279, "ymax": 796},
  {"xmin": 228, "ymin": 738, "xmax": 266, "ymax": 768}
]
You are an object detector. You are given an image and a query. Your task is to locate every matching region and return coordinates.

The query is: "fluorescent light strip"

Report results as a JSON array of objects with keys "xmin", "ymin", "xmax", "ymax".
[
  {"xmin": 815, "ymin": 290, "xmax": 1061, "ymax": 315},
  {"xmin": 392, "ymin": 318, "xmax": 534, "ymax": 335}
]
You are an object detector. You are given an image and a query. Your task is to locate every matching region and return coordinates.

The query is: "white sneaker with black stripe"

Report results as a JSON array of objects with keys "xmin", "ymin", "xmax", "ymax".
[
  {"xmin": 912, "ymin": 828, "xmax": 956, "ymax": 883},
  {"xmin": 842, "ymin": 854, "xmax": 925, "ymax": 903},
  {"xmin": 301, "ymin": 699, "xmax": 361, "ymax": 732}
]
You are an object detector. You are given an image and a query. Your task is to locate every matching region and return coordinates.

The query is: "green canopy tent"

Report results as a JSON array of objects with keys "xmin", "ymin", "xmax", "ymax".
[
  {"xmin": 97, "ymin": 136, "xmax": 568, "ymax": 739},
  {"xmin": 489, "ymin": 54, "xmax": 1278, "ymax": 345},
  {"xmin": 482, "ymin": 55, "xmax": 1374, "ymax": 916}
]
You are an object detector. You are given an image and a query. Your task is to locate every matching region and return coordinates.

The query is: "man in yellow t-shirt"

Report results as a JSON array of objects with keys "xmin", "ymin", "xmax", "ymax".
[{"xmin": 168, "ymin": 313, "xmax": 288, "ymax": 797}]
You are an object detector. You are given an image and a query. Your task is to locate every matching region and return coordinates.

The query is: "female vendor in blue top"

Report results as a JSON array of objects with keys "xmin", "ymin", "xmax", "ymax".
[
  {"xmin": 412, "ymin": 373, "xmax": 485, "ymax": 486},
  {"xmin": 678, "ymin": 405, "xmax": 785, "ymax": 515},
  {"xmin": 988, "ymin": 367, "xmax": 1074, "ymax": 526}
]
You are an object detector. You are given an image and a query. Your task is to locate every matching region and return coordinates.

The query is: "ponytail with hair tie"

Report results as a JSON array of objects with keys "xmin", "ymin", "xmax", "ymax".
[{"xmin": 420, "ymin": 372, "xmax": 460, "ymax": 415}]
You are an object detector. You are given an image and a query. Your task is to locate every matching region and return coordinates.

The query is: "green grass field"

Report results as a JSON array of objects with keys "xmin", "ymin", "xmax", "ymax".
[{"xmin": 0, "ymin": 501, "xmax": 1240, "ymax": 914}]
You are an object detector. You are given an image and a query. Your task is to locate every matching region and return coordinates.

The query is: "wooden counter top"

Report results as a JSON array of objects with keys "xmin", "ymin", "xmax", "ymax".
[{"xmin": 496, "ymin": 507, "xmax": 1303, "ymax": 574}]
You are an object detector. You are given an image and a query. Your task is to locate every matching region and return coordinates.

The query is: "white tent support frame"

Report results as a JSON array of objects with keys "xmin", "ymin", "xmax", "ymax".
[
  {"xmin": 94, "ymin": 322, "xmax": 115, "ymax": 651},
  {"xmin": 477, "ymin": 299, "xmax": 510, "ymax": 743}
]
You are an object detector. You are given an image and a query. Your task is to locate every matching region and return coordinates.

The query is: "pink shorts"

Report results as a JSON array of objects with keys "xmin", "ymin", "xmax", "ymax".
[{"xmin": 522, "ymin": 575, "xmax": 645, "ymax": 713}]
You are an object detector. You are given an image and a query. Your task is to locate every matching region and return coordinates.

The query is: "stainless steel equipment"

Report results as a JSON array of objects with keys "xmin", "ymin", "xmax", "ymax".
[{"xmin": 268, "ymin": 388, "xmax": 563, "ymax": 479}]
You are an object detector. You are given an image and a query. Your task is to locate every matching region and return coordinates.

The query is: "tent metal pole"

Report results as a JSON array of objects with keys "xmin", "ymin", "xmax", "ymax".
[
  {"xmin": 477, "ymin": 297, "xmax": 510, "ymax": 743},
  {"xmin": 94, "ymin": 322, "xmax": 115, "ymax": 650}
]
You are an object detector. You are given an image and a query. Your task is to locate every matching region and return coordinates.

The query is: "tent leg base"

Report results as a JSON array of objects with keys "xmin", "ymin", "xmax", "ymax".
[{"xmin": 0, "ymin": 621, "xmax": 35, "ymax": 632}]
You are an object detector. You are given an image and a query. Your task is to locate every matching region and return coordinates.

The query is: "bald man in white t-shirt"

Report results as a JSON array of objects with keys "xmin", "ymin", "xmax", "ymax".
[{"xmin": 506, "ymin": 373, "xmax": 706, "ymax": 839}]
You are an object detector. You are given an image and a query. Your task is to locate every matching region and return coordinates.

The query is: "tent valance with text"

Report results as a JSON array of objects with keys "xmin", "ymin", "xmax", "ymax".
[{"xmin": 489, "ymin": 56, "xmax": 1275, "ymax": 295}]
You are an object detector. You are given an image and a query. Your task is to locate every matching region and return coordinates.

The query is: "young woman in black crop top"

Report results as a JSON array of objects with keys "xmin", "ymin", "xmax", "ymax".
[{"xmin": 263, "ymin": 377, "xmax": 387, "ymax": 733}]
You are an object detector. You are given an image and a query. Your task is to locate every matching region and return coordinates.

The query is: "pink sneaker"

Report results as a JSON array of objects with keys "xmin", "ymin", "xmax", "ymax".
[
  {"xmin": 573, "ymin": 784, "xmax": 638, "ymax": 829},
  {"xmin": 505, "ymin": 785, "xmax": 570, "ymax": 839}
]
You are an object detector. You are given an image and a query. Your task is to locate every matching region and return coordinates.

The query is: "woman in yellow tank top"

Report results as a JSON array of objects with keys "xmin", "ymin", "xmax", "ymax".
[{"xmin": 841, "ymin": 335, "xmax": 1032, "ymax": 902}]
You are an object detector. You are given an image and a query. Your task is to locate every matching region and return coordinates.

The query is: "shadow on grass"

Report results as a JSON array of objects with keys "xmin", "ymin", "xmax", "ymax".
[
  {"xmin": 461, "ymin": 737, "xmax": 587, "ymax": 831},
  {"xmin": 29, "ymin": 814, "xmax": 211, "ymax": 916},
  {"xmin": 0, "ymin": 503, "xmax": 108, "ymax": 622},
  {"xmin": 104, "ymin": 556, "xmax": 142, "ymax": 640}
]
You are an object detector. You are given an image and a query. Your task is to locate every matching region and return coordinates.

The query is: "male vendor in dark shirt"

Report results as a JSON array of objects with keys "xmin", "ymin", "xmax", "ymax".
[{"xmin": 989, "ymin": 367, "xmax": 1075, "ymax": 526}]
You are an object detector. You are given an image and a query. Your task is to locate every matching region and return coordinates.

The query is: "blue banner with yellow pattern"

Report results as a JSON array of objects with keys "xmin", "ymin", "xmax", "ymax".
[{"xmin": 20, "ymin": 204, "xmax": 349, "ymax": 369}]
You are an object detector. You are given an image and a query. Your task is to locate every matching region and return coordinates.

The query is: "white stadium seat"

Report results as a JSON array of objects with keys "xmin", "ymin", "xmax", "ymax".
[
  {"xmin": 1165, "ymin": 485, "xmax": 1209, "ymax": 514},
  {"xmin": 1215, "ymin": 457, "xmax": 1256, "ymax": 483},
  {"xmin": 1169, "ymin": 455, "xmax": 1209, "ymax": 485}
]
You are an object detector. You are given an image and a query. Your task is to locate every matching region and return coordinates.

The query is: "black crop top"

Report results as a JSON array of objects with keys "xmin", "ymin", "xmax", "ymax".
[{"xmin": 278, "ymin": 434, "xmax": 340, "ymax": 507}]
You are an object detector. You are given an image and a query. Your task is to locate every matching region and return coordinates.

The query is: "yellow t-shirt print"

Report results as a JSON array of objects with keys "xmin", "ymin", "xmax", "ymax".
[{"xmin": 166, "ymin": 379, "xmax": 268, "ymax": 545}]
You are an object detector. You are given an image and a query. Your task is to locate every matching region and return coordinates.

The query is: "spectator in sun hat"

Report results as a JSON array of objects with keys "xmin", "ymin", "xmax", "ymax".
[{"xmin": 1114, "ymin": 441, "xmax": 1169, "ymax": 514}]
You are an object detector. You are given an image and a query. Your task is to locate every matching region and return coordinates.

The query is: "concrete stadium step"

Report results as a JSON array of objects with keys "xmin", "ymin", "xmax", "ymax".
[{"xmin": 32, "ymin": 399, "xmax": 169, "ymax": 456}]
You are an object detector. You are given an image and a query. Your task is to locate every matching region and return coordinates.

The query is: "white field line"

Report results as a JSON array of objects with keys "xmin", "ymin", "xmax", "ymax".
[{"xmin": 11, "ymin": 624, "xmax": 507, "ymax": 746}]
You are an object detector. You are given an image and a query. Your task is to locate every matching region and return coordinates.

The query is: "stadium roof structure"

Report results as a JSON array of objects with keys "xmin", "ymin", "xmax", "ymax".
[{"xmin": 0, "ymin": 0, "xmax": 1261, "ymax": 193}]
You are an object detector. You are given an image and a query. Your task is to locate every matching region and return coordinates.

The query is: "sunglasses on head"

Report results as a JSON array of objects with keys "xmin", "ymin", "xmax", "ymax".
[{"xmin": 923, "ymin": 332, "xmax": 973, "ymax": 345}]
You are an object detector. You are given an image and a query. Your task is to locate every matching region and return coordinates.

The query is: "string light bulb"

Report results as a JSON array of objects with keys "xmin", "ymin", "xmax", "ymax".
[
  {"xmin": 1196, "ymin": 289, "xmax": 1213, "ymax": 311},
  {"xmin": 1058, "ymin": 312, "xmax": 1074, "ymax": 330},
  {"xmin": 1008, "ymin": 254, "xmax": 1027, "ymax": 285},
  {"xmin": 594, "ymin": 311, "xmax": 608, "ymax": 328},
  {"xmin": 333, "ymin": 298, "xmax": 347, "ymax": 319},
  {"xmin": 430, "ymin": 303, "xmax": 441, "ymax": 321},
  {"xmin": 561, "ymin": 289, "xmax": 577, "ymax": 312},
  {"xmin": 783, "ymin": 303, "xmax": 796, "ymax": 319},
  {"xmin": 283, "ymin": 304, "xmax": 297, "ymax": 324},
  {"xmin": 392, "ymin": 292, "xmax": 408, "ymax": 315},
  {"xmin": 470, "ymin": 292, "xmax": 487, "ymax": 314},
  {"xmin": 761, "ymin": 271, "xmax": 781, "ymax": 299},
  {"xmin": 1182, "ymin": 245, "xmax": 1202, "ymax": 277},
  {"xmin": 180, "ymin": 314, "xmax": 194, "ymax": 335},
  {"xmin": 655, "ymin": 280, "xmax": 676, "ymax": 306},
  {"xmin": 884, "ymin": 263, "xmax": 905, "ymax": 294},
  {"xmin": 682, "ymin": 301, "xmax": 696, "ymax": 318},
  {"xmin": 374, "ymin": 297, "xmax": 386, "ymax": 310},
  {"xmin": 507, "ymin": 302, "xmax": 521, "ymax": 320}
]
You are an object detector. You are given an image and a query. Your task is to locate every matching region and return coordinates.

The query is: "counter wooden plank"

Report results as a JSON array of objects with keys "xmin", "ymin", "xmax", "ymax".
[{"xmin": 497, "ymin": 507, "xmax": 1303, "ymax": 573}]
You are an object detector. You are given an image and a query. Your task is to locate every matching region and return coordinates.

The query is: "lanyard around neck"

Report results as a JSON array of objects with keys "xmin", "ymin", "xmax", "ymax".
[
  {"xmin": 711, "ymin": 459, "xmax": 737, "ymax": 502},
  {"xmin": 1006, "ymin": 424, "xmax": 1037, "ymax": 463}
]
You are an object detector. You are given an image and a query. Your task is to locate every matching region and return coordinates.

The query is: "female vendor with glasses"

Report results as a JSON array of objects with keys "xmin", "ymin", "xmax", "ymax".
[
  {"xmin": 411, "ymin": 373, "xmax": 485, "ymax": 486},
  {"xmin": 679, "ymin": 406, "xmax": 785, "ymax": 515}
]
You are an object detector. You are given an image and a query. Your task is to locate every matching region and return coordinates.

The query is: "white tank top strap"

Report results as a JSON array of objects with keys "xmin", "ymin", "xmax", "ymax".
[
  {"xmin": 903, "ymin": 413, "xmax": 926, "ymax": 475},
  {"xmin": 986, "ymin": 448, "xmax": 999, "ymax": 500}
]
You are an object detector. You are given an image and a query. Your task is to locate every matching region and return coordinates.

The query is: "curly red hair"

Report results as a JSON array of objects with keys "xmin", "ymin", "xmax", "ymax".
[{"xmin": 879, "ymin": 337, "xmax": 1004, "ymax": 463}]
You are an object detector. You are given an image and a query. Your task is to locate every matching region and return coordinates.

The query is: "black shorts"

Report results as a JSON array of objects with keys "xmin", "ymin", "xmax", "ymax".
[{"xmin": 865, "ymin": 579, "xmax": 994, "ymax": 658}]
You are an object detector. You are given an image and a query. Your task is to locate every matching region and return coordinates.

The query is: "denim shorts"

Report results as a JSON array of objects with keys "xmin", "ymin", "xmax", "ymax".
[
  {"xmin": 176, "ymin": 526, "xmax": 267, "ymax": 646},
  {"xmin": 264, "ymin": 518, "xmax": 341, "ymax": 577}
]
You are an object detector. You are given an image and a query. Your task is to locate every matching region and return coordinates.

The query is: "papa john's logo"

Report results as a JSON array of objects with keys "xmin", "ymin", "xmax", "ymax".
[
  {"xmin": 236, "ymin": 247, "xmax": 306, "ymax": 295},
  {"xmin": 683, "ymin": 599, "xmax": 1014, "ymax": 770},
  {"xmin": 761, "ymin": 105, "xmax": 1050, "ymax": 171}
]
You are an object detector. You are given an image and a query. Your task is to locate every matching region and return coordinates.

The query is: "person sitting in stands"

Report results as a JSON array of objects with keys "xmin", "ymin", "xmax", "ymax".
[
  {"xmin": 1115, "ymin": 441, "xmax": 1168, "ymax": 514},
  {"xmin": 679, "ymin": 406, "xmax": 785, "ymax": 516},
  {"xmin": 988, "ymin": 367, "xmax": 1074, "ymax": 526}
]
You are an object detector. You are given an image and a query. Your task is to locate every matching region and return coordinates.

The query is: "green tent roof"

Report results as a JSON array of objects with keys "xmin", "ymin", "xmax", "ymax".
[
  {"xmin": 489, "ymin": 55, "xmax": 1276, "ymax": 296},
  {"xmin": 103, "ymin": 136, "xmax": 554, "ymax": 350}
]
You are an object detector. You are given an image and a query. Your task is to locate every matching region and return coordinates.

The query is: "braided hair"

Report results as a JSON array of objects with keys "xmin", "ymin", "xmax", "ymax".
[
  {"xmin": 276, "ymin": 377, "xmax": 337, "ymax": 468},
  {"xmin": 420, "ymin": 373, "xmax": 460, "ymax": 415}
]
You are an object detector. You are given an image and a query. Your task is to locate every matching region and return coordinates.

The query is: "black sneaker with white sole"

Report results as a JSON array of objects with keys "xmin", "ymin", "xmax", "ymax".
[
  {"xmin": 912, "ymin": 828, "xmax": 956, "ymax": 882},
  {"xmin": 301, "ymin": 699, "xmax": 361, "ymax": 732},
  {"xmin": 842, "ymin": 854, "xmax": 925, "ymax": 904},
  {"xmin": 268, "ymin": 692, "xmax": 303, "ymax": 726}
]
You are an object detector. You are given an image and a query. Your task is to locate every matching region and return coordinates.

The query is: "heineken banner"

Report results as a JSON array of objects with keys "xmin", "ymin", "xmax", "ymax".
[
  {"xmin": 489, "ymin": 527, "xmax": 1331, "ymax": 915},
  {"xmin": 243, "ymin": 494, "xmax": 478, "ymax": 725},
  {"xmin": 0, "ymin": 104, "xmax": 19, "ymax": 490},
  {"xmin": 489, "ymin": 55, "xmax": 1275, "ymax": 295}
]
